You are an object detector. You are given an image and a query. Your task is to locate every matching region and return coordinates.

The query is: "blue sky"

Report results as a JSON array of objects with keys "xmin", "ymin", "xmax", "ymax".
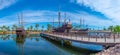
[{"xmin": 0, "ymin": 0, "xmax": 119, "ymax": 29}]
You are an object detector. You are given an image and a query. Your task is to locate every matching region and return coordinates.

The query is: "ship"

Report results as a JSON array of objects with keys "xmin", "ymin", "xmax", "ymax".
[
  {"xmin": 16, "ymin": 13, "xmax": 26, "ymax": 37},
  {"xmin": 52, "ymin": 9, "xmax": 72, "ymax": 33},
  {"xmin": 53, "ymin": 21, "xmax": 72, "ymax": 33},
  {"xmin": 77, "ymin": 18, "xmax": 88, "ymax": 34}
]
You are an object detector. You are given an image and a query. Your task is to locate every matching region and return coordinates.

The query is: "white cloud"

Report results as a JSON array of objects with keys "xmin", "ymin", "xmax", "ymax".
[
  {"xmin": 72, "ymin": 0, "xmax": 120, "ymax": 25},
  {"xmin": 0, "ymin": 10, "xmax": 58, "ymax": 26},
  {"xmin": 64, "ymin": 11, "xmax": 115, "ymax": 28},
  {"xmin": 0, "ymin": 10, "xmax": 115, "ymax": 29},
  {"xmin": 0, "ymin": 0, "xmax": 17, "ymax": 10}
]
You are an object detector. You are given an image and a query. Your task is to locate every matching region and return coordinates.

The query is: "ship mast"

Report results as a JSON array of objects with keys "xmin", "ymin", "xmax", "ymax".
[
  {"xmin": 80, "ymin": 18, "xmax": 82, "ymax": 29},
  {"xmin": 64, "ymin": 12, "xmax": 66, "ymax": 23},
  {"xmin": 21, "ymin": 13, "xmax": 24, "ymax": 28},
  {"xmin": 58, "ymin": 6, "xmax": 61, "ymax": 27},
  {"xmin": 18, "ymin": 13, "xmax": 24, "ymax": 28},
  {"xmin": 83, "ymin": 18, "xmax": 84, "ymax": 29},
  {"xmin": 52, "ymin": 18, "xmax": 54, "ymax": 29},
  {"xmin": 18, "ymin": 14, "xmax": 21, "ymax": 27}
]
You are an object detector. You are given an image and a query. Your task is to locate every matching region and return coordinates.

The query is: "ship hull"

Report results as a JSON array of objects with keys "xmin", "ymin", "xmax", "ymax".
[{"xmin": 16, "ymin": 28, "xmax": 26, "ymax": 37}]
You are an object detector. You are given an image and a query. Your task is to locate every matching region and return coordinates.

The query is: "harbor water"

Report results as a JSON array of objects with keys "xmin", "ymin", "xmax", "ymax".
[{"xmin": 0, "ymin": 34, "xmax": 103, "ymax": 55}]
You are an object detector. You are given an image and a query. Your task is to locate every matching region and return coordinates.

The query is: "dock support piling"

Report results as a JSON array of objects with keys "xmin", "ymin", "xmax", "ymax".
[
  {"xmin": 105, "ymin": 34, "xmax": 106, "ymax": 42},
  {"xmin": 114, "ymin": 33, "xmax": 115, "ymax": 42}
]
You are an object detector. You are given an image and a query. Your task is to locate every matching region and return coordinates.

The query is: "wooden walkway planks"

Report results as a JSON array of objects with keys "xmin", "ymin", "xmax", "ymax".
[{"xmin": 41, "ymin": 33, "xmax": 120, "ymax": 46}]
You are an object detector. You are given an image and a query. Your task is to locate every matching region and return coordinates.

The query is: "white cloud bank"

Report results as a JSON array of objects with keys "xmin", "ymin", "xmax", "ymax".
[
  {"xmin": 0, "ymin": 0, "xmax": 17, "ymax": 10},
  {"xmin": 0, "ymin": 10, "xmax": 115, "ymax": 29},
  {"xmin": 71, "ymin": 0, "xmax": 120, "ymax": 25}
]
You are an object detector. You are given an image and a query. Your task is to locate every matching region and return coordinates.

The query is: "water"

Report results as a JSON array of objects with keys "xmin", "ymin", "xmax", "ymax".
[{"xmin": 0, "ymin": 34, "xmax": 102, "ymax": 55}]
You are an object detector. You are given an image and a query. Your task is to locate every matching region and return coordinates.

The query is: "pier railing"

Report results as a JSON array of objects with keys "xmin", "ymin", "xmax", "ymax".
[{"xmin": 42, "ymin": 32, "xmax": 120, "ymax": 43}]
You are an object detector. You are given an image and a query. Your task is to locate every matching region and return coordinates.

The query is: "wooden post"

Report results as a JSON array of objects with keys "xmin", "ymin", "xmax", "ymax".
[
  {"xmin": 96, "ymin": 33, "xmax": 97, "ymax": 42},
  {"xmin": 114, "ymin": 33, "xmax": 115, "ymax": 42},
  {"xmin": 82, "ymin": 36, "xmax": 83, "ymax": 40},
  {"xmin": 71, "ymin": 33, "xmax": 72, "ymax": 39},
  {"xmin": 75, "ymin": 32, "xmax": 77, "ymax": 40},
  {"xmin": 118, "ymin": 32, "xmax": 119, "ymax": 38},
  {"xmin": 61, "ymin": 39, "xmax": 64, "ymax": 46},
  {"xmin": 87, "ymin": 33, "xmax": 90, "ymax": 41},
  {"xmin": 105, "ymin": 34, "xmax": 106, "ymax": 42}
]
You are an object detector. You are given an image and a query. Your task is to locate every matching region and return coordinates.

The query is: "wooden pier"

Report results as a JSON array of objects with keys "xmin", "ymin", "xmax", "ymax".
[{"xmin": 40, "ymin": 32, "xmax": 120, "ymax": 47}]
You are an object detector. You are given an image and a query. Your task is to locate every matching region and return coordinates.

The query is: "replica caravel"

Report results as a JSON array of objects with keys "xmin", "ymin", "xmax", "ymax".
[
  {"xmin": 52, "ymin": 10, "xmax": 72, "ymax": 33},
  {"xmin": 52, "ymin": 9, "xmax": 88, "ymax": 33},
  {"xmin": 16, "ymin": 14, "xmax": 26, "ymax": 37}
]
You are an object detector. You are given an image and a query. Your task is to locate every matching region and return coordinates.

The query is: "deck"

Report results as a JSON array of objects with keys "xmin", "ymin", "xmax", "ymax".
[{"xmin": 41, "ymin": 32, "xmax": 120, "ymax": 46}]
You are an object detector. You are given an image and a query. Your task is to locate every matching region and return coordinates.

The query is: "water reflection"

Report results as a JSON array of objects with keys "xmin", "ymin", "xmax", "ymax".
[
  {"xmin": 0, "ymin": 34, "xmax": 10, "ymax": 40},
  {"xmin": 15, "ymin": 36, "xmax": 25, "ymax": 55},
  {"xmin": 0, "ymin": 34, "xmax": 96, "ymax": 55},
  {"xmin": 43, "ymin": 36, "xmax": 96, "ymax": 55}
]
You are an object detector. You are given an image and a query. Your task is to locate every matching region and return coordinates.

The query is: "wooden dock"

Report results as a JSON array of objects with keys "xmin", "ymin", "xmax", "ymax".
[{"xmin": 40, "ymin": 32, "xmax": 120, "ymax": 46}]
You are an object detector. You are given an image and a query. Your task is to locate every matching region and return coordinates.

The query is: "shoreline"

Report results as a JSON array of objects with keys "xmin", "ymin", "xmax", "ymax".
[
  {"xmin": 0, "ymin": 31, "xmax": 41, "ymax": 34},
  {"xmin": 96, "ymin": 44, "xmax": 120, "ymax": 55}
]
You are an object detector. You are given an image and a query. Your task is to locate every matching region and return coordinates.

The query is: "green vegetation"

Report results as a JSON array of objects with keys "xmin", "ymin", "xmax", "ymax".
[
  {"xmin": 108, "ymin": 25, "xmax": 120, "ymax": 32},
  {"xmin": 42, "ymin": 25, "xmax": 44, "ymax": 31},
  {"xmin": 47, "ymin": 24, "xmax": 52, "ymax": 31},
  {"xmin": 35, "ymin": 23, "xmax": 39, "ymax": 31},
  {"xmin": 0, "ymin": 23, "xmax": 41, "ymax": 34}
]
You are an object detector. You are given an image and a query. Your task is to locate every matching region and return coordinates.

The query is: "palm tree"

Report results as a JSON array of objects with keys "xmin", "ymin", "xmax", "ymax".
[
  {"xmin": 2, "ymin": 25, "xmax": 6, "ymax": 31},
  {"xmin": 12, "ymin": 27, "xmax": 14, "ymax": 34},
  {"xmin": 47, "ymin": 24, "xmax": 52, "ymax": 31},
  {"xmin": 6, "ymin": 26, "xmax": 10, "ymax": 31},
  {"xmin": 13, "ymin": 24, "xmax": 17, "ymax": 31},
  {"xmin": 108, "ymin": 26, "xmax": 114, "ymax": 32},
  {"xmin": 1, "ymin": 26, "xmax": 4, "ymax": 32},
  {"xmin": 27, "ymin": 27, "xmax": 30, "ymax": 31},
  {"xmin": 30, "ymin": 25, "xmax": 33, "ymax": 31},
  {"xmin": 1, "ymin": 25, "xmax": 7, "ymax": 34},
  {"xmin": 35, "ymin": 23, "xmax": 39, "ymax": 32},
  {"xmin": 42, "ymin": 25, "xmax": 44, "ymax": 32}
]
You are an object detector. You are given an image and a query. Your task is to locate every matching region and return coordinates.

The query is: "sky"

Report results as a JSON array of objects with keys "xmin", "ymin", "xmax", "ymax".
[{"xmin": 0, "ymin": 0, "xmax": 120, "ymax": 29}]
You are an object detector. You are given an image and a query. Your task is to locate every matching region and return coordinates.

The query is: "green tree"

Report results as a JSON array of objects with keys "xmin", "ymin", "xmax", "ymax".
[
  {"xmin": 47, "ymin": 24, "xmax": 52, "ymax": 31},
  {"xmin": 103, "ymin": 27, "xmax": 106, "ymax": 31},
  {"xmin": 42, "ymin": 25, "xmax": 44, "ymax": 32},
  {"xmin": 108, "ymin": 26, "xmax": 114, "ymax": 31},
  {"xmin": 27, "ymin": 27, "xmax": 30, "ymax": 31},
  {"xmin": 1, "ymin": 26, "xmax": 4, "ymax": 32},
  {"xmin": 12, "ymin": 24, "xmax": 17, "ymax": 30},
  {"xmin": 2, "ymin": 25, "xmax": 6, "ymax": 31},
  {"xmin": 114, "ymin": 25, "xmax": 120, "ymax": 32},
  {"xmin": 30, "ymin": 25, "xmax": 33, "ymax": 31},
  {"xmin": 6, "ymin": 26, "xmax": 10, "ymax": 31},
  {"xmin": 35, "ymin": 23, "xmax": 39, "ymax": 31},
  {"xmin": 73, "ymin": 25, "xmax": 80, "ymax": 29}
]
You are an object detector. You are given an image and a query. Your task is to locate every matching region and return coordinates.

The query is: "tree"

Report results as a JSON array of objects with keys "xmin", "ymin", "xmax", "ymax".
[
  {"xmin": 2, "ymin": 25, "xmax": 6, "ymax": 31},
  {"xmin": 42, "ymin": 25, "xmax": 44, "ymax": 32},
  {"xmin": 103, "ymin": 27, "xmax": 107, "ymax": 31},
  {"xmin": 108, "ymin": 26, "xmax": 114, "ymax": 31},
  {"xmin": 12, "ymin": 24, "xmax": 17, "ymax": 31},
  {"xmin": 73, "ymin": 25, "xmax": 79, "ymax": 29},
  {"xmin": 35, "ymin": 23, "xmax": 39, "ymax": 31},
  {"xmin": 114, "ymin": 25, "xmax": 120, "ymax": 32},
  {"xmin": 30, "ymin": 25, "xmax": 33, "ymax": 31},
  {"xmin": 0, "ymin": 27, "xmax": 3, "ymax": 32},
  {"xmin": 47, "ymin": 24, "xmax": 52, "ymax": 31},
  {"xmin": 6, "ymin": 26, "xmax": 10, "ymax": 31},
  {"xmin": 27, "ymin": 27, "xmax": 30, "ymax": 31}
]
